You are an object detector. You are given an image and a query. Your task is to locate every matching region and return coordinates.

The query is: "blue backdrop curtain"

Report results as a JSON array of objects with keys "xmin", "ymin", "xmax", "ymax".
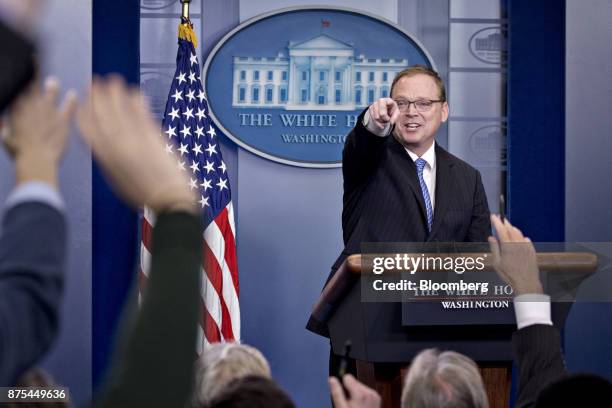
[
  {"xmin": 92, "ymin": 0, "xmax": 141, "ymax": 387},
  {"xmin": 507, "ymin": 0, "xmax": 565, "ymax": 241}
]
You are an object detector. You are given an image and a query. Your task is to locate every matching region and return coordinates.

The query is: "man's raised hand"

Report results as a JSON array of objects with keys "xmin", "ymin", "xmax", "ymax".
[{"xmin": 367, "ymin": 98, "xmax": 400, "ymax": 131}]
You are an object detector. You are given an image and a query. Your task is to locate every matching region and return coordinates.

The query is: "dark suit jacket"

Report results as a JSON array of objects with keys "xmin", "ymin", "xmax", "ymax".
[
  {"xmin": 307, "ymin": 110, "xmax": 491, "ymax": 336},
  {"xmin": 0, "ymin": 202, "xmax": 66, "ymax": 385},
  {"xmin": 513, "ymin": 324, "xmax": 566, "ymax": 408},
  {"xmin": 95, "ymin": 211, "xmax": 202, "ymax": 408}
]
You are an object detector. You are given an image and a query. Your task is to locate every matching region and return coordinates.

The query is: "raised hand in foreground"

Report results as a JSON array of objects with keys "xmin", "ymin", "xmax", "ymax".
[
  {"xmin": 76, "ymin": 76, "xmax": 194, "ymax": 213},
  {"xmin": 3, "ymin": 77, "xmax": 77, "ymax": 188},
  {"xmin": 329, "ymin": 374, "xmax": 381, "ymax": 408},
  {"xmin": 488, "ymin": 214, "xmax": 543, "ymax": 296}
]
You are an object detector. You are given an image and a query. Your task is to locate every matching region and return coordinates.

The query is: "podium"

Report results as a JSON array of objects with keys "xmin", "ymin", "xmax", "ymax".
[{"xmin": 309, "ymin": 252, "xmax": 597, "ymax": 408}]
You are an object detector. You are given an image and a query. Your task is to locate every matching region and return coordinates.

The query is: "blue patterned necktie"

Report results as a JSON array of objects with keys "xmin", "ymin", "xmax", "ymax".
[{"xmin": 415, "ymin": 158, "xmax": 433, "ymax": 232}]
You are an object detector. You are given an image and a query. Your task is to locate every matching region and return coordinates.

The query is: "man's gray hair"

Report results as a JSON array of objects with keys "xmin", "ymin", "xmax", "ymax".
[
  {"xmin": 401, "ymin": 348, "xmax": 489, "ymax": 408},
  {"xmin": 192, "ymin": 342, "xmax": 271, "ymax": 407}
]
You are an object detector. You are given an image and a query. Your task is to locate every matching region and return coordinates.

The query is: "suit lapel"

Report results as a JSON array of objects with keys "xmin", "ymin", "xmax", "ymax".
[
  {"xmin": 428, "ymin": 145, "xmax": 454, "ymax": 240},
  {"xmin": 388, "ymin": 136, "xmax": 428, "ymax": 226}
]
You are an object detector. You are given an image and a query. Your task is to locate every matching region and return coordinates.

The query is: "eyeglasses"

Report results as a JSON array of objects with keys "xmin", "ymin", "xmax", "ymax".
[{"xmin": 394, "ymin": 98, "xmax": 444, "ymax": 113}]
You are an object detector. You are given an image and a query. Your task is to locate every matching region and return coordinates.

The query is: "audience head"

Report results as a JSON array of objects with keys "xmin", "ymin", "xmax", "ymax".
[
  {"xmin": 5, "ymin": 368, "xmax": 71, "ymax": 408},
  {"xmin": 535, "ymin": 373, "xmax": 612, "ymax": 407},
  {"xmin": 402, "ymin": 348, "xmax": 488, "ymax": 408},
  {"xmin": 207, "ymin": 376, "xmax": 295, "ymax": 408},
  {"xmin": 193, "ymin": 342, "xmax": 271, "ymax": 407}
]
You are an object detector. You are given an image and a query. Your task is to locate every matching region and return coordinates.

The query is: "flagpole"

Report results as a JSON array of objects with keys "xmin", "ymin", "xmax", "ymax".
[{"xmin": 180, "ymin": 0, "xmax": 191, "ymax": 22}]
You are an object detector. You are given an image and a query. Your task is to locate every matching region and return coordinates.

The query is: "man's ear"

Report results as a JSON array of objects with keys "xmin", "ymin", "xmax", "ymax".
[{"xmin": 441, "ymin": 101, "xmax": 449, "ymax": 123}]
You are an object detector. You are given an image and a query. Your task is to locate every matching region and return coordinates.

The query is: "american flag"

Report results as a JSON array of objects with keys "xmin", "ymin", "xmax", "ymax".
[{"xmin": 140, "ymin": 24, "xmax": 240, "ymax": 352}]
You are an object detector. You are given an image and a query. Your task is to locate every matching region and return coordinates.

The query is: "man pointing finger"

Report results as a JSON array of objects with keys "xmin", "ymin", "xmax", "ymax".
[
  {"xmin": 366, "ymin": 97, "xmax": 400, "ymax": 132},
  {"xmin": 307, "ymin": 65, "xmax": 491, "ymax": 374}
]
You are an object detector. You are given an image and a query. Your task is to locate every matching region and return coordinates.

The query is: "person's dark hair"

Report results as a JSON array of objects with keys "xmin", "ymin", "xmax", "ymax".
[
  {"xmin": 4, "ymin": 368, "xmax": 71, "ymax": 408},
  {"xmin": 390, "ymin": 64, "xmax": 446, "ymax": 101},
  {"xmin": 535, "ymin": 373, "xmax": 612, "ymax": 407},
  {"xmin": 207, "ymin": 376, "xmax": 295, "ymax": 408}
]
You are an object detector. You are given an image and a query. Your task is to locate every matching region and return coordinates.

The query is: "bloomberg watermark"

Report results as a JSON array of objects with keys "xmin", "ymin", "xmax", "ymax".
[{"xmin": 358, "ymin": 242, "xmax": 611, "ymax": 308}]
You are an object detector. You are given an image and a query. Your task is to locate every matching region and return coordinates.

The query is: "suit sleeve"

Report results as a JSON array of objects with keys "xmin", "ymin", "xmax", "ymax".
[
  {"xmin": 466, "ymin": 170, "xmax": 491, "ymax": 242},
  {"xmin": 342, "ymin": 110, "xmax": 388, "ymax": 195},
  {"xmin": 96, "ymin": 211, "xmax": 202, "ymax": 408},
  {"xmin": 0, "ymin": 202, "xmax": 66, "ymax": 386},
  {"xmin": 513, "ymin": 324, "xmax": 567, "ymax": 408}
]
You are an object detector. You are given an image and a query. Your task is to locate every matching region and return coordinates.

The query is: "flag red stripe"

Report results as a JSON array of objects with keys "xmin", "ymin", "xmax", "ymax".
[
  {"xmin": 203, "ymin": 242, "xmax": 236, "ymax": 341},
  {"xmin": 201, "ymin": 299, "xmax": 221, "ymax": 343},
  {"xmin": 141, "ymin": 217, "xmax": 153, "ymax": 252},
  {"xmin": 214, "ymin": 208, "xmax": 239, "ymax": 295}
]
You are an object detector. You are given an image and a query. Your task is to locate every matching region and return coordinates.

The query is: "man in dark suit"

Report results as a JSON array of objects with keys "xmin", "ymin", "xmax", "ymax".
[
  {"xmin": 341, "ymin": 64, "xmax": 490, "ymax": 273},
  {"xmin": 0, "ymin": 76, "xmax": 76, "ymax": 385},
  {"xmin": 307, "ymin": 66, "xmax": 490, "ymax": 344}
]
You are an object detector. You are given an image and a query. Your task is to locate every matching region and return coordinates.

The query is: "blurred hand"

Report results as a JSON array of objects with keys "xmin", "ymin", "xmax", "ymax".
[
  {"xmin": 0, "ymin": 0, "xmax": 46, "ymax": 35},
  {"xmin": 329, "ymin": 375, "xmax": 381, "ymax": 408},
  {"xmin": 488, "ymin": 215, "xmax": 543, "ymax": 295},
  {"xmin": 367, "ymin": 98, "xmax": 400, "ymax": 131},
  {"xmin": 76, "ymin": 76, "xmax": 195, "ymax": 213},
  {"xmin": 3, "ymin": 77, "xmax": 77, "ymax": 188}
]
